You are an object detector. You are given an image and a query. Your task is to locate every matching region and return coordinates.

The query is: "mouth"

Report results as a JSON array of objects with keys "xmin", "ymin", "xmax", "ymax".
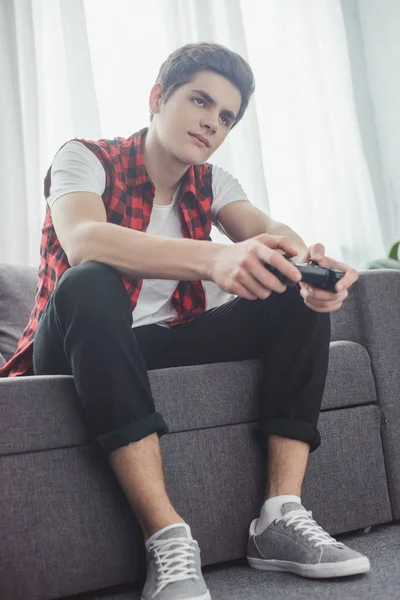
[{"xmin": 189, "ymin": 133, "xmax": 210, "ymax": 148}]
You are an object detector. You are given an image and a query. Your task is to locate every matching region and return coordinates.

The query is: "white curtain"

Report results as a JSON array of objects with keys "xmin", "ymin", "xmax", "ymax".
[
  {"xmin": 241, "ymin": 0, "xmax": 386, "ymax": 266},
  {"xmin": 0, "ymin": 0, "xmax": 388, "ymax": 269},
  {"xmin": 0, "ymin": 0, "xmax": 101, "ymax": 266}
]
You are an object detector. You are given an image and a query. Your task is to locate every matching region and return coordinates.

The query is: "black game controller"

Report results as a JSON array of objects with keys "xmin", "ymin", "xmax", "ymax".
[{"xmin": 265, "ymin": 253, "xmax": 345, "ymax": 293}]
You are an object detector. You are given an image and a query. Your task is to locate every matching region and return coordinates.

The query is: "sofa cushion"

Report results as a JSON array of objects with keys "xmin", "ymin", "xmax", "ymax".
[
  {"xmin": 0, "ymin": 264, "xmax": 38, "ymax": 361},
  {"xmin": 0, "ymin": 341, "xmax": 377, "ymax": 456}
]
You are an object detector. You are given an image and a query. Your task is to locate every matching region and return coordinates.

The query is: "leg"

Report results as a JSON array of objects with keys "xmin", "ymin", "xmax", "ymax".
[
  {"xmin": 108, "ymin": 434, "xmax": 185, "ymax": 541},
  {"xmin": 256, "ymin": 285, "xmax": 330, "ymax": 504},
  {"xmin": 161, "ymin": 285, "xmax": 330, "ymax": 456},
  {"xmin": 264, "ymin": 435, "xmax": 310, "ymax": 500},
  {"xmin": 33, "ymin": 261, "xmax": 183, "ymax": 541},
  {"xmin": 160, "ymin": 286, "xmax": 330, "ymax": 514},
  {"xmin": 244, "ymin": 294, "xmax": 368, "ymax": 577}
]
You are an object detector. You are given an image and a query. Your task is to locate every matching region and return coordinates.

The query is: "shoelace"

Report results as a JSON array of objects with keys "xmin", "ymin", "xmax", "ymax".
[
  {"xmin": 276, "ymin": 509, "xmax": 345, "ymax": 549},
  {"xmin": 148, "ymin": 537, "xmax": 199, "ymax": 595}
]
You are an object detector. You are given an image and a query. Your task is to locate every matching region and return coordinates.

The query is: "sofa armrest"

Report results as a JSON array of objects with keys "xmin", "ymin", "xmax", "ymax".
[
  {"xmin": 345, "ymin": 270, "xmax": 400, "ymax": 519},
  {"xmin": 350, "ymin": 269, "xmax": 400, "ymax": 405},
  {"xmin": 331, "ymin": 269, "xmax": 400, "ymax": 348},
  {"xmin": 331, "ymin": 268, "xmax": 400, "ymax": 413}
]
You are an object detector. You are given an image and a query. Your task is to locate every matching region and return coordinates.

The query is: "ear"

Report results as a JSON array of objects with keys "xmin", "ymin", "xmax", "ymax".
[{"xmin": 149, "ymin": 82, "xmax": 164, "ymax": 115}]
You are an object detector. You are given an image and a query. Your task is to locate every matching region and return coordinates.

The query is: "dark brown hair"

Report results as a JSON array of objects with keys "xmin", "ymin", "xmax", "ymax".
[{"xmin": 150, "ymin": 42, "xmax": 255, "ymax": 128}]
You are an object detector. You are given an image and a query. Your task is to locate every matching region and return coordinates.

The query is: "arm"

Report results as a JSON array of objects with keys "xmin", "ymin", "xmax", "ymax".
[
  {"xmin": 52, "ymin": 191, "xmax": 225, "ymax": 281},
  {"xmin": 49, "ymin": 147, "xmax": 299, "ymax": 296},
  {"xmin": 52, "ymin": 191, "xmax": 303, "ymax": 302},
  {"xmin": 49, "ymin": 143, "xmax": 227, "ymax": 281},
  {"xmin": 216, "ymin": 200, "xmax": 308, "ymax": 258},
  {"xmin": 216, "ymin": 198, "xmax": 360, "ymax": 312}
]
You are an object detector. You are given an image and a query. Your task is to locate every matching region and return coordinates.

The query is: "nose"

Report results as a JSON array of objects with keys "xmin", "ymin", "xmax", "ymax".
[{"xmin": 201, "ymin": 112, "xmax": 218, "ymax": 134}]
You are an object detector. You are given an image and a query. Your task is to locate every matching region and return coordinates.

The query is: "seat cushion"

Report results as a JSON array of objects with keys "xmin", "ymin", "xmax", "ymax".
[{"xmin": 0, "ymin": 340, "xmax": 376, "ymax": 456}]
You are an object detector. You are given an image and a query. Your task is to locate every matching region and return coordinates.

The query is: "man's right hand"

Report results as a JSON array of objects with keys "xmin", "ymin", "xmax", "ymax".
[{"xmin": 209, "ymin": 233, "xmax": 302, "ymax": 300}]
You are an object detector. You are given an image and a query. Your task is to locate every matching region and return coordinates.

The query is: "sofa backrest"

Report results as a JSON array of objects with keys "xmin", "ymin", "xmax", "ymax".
[{"xmin": 0, "ymin": 264, "xmax": 38, "ymax": 362}]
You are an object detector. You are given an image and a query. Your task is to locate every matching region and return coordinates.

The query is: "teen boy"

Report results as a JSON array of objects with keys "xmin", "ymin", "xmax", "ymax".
[{"xmin": 1, "ymin": 43, "xmax": 368, "ymax": 600}]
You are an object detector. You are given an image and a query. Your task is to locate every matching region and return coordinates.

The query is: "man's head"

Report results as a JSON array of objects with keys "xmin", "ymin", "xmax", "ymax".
[{"xmin": 148, "ymin": 42, "xmax": 255, "ymax": 165}]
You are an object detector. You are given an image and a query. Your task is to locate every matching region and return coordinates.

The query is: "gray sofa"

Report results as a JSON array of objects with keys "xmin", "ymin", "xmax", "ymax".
[{"xmin": 0, "ymin": 263, "xmax": 399, "ymax": 600}]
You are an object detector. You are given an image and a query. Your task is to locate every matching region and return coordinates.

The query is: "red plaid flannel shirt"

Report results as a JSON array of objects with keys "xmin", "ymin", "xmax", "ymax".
[{"xmin": 1, "ymin": 127, "xmax": 213, "ymax": 377}]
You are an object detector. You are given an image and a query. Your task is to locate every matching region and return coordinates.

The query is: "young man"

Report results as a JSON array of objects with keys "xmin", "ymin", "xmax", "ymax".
[{"xmin": 1, "ymin": 42, "xmax": 369, "ymax": 599}]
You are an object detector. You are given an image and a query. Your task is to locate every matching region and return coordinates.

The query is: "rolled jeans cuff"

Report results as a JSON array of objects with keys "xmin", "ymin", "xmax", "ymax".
[
  {"xmin": 96, "ymin": 412, "xmax": 169, "ymax": 456},
  {"xmin": 253, "ymin": 418, "xmax": 321, "ymax": 453}
]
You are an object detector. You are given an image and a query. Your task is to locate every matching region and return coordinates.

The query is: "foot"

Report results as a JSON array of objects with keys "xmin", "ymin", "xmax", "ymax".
[
  {"xmin": 141, "ymin": 523, "xmax": 212, "ymax": 600},
  {"xmin": 247, "ymin": 502, "xmax": 371, "ymax": 578}
]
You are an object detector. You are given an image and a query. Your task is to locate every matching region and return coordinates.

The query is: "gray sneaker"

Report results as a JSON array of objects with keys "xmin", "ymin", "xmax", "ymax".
[
  {"xmin": 247, "ymin": 502, "xmax": 371, "ymax": 578},
  {"xmin": 141, "ymin": 523, "xmax": 212, "ymax": 600}
]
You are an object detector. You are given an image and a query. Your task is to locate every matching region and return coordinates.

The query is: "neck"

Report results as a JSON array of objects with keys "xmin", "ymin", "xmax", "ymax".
[{"xmin": 144, "ymin": 126, "xmax": 189, "ymax": 195}]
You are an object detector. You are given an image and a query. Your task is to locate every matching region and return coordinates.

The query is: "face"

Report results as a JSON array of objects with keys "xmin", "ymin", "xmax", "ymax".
[{"xmin": 149, "ymin": 70, "xmax": 242, "ymax": 165}]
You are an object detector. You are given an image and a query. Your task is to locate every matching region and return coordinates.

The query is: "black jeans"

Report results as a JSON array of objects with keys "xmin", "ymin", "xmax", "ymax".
[{"xmin": 33, "ymin": 261, "xmax": 331, "ymax": 458}]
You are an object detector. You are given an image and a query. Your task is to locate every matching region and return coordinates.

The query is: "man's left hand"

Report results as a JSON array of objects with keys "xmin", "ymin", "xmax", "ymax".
[{"xmin": 296, "ymin": 243, "xmax": 359, "ymax": 313}]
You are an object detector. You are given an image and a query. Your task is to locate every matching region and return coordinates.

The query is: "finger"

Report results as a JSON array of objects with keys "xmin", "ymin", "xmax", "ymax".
[
  {"xmin": 294, "ymin": 246, "xmax": 311, "ymax": 263},
  {"xmin": 250, "ymin": 260, "xmax": 288, "ymax": 293},
  {"xmin": 258, "ymin": 236, "xmax": 298, "ymax": 259},
  {"xmin": 277, "ymin": 237, "xmax": 299, "ymax": 257},
  {"xmin": 258, "ymin": 248, "xmax": 302, "ymax": 283},
  {"xmin": 309, "ymin": 243, "xmax": 325, "ymax": 261},
  {"xmin": 303, "ymin": 299, "xmax": 343, "ymax": 313},
  {"xmin": 314, "ymin": 256, "xmax": 359, "ymax": 290},
  {"xmin": 310, "ymin": 254, "xmax": 330, "ymax": 267},
  {"xmin": 301, "ymin": 255, "xmax": 359, "ymax": 293},
  {"xmin": 262, "ymin": 272, "xmax": 288, "ymax": 294},
  {"xmin": 301, "ymin": 286, "xmax": 348, "ymax": 303},
  {"xmin": 301, "ymin": 295, "xmax": 344, "ymax": 309},
  {"xmin": 232, "ymin": 280, "xmax": 259, "ymax": 301},
  {"xmin": 237, "ymin": 268, "xmax": 279, "ymax": 297},
  {"xmin": 300, "ymin": 287, "xmax": 326, "ymax": 306},
  {"xmin": 335, "ymin": 267, "xmax": 359, "ymax": 291}
]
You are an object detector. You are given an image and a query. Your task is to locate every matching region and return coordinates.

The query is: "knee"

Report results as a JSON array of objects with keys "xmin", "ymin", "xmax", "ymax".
[
  {"xmin": 56, "ymin": 261, "xmax": 119, "ymax": 294},
  {"xmin": 54, "ymin": 261, "xmax": 129, "ymax": 315}
]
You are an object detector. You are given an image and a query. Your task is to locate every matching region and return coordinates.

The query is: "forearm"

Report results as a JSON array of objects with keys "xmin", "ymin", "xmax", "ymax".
[
  {"xmin": 218, "ymin": 203, "xmax": 308, "ymax": 258},
  {"xmin": 72, "ymin": 221, "xmax": 225, "ymax": 280},
  {"xmin": 239, "ymin": 212, "xmax": 308, "ymax": 258},
  {"xmin": 266, "ymin": 221, "xmax": 308, "ymax": 259}
]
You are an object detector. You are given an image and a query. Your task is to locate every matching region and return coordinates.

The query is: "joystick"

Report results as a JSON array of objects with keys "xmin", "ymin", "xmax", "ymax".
[{"xmin": 265, "ymin": 253, "xmax": 345, "ymax": 293}]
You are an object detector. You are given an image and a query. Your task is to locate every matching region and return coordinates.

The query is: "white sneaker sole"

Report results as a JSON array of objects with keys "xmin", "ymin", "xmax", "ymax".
[
  {"xmin": 247, "ymin": 556, "xmax": 371, "ymax": 578},
  {"xmin": 141, "ymin": 591, "xmax": 211, "ymax": 600}
]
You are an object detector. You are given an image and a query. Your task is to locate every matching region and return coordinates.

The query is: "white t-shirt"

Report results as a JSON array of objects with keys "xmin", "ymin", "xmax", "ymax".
[{"xmin": 48, "ymin": 140, "xmax": 250, "ymax": 328}]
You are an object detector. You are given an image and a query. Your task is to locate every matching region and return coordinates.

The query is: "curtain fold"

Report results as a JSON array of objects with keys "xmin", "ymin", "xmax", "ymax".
[
  {"xmin": 1, "ymin": 0, "xmax": 38, "ymax": 265},
  {"xmin": 0, "ymin": 0, "xmax": 101, "ymax": 267}
]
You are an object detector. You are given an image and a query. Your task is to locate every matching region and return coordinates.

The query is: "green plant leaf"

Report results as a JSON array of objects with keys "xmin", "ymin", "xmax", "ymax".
[{"xmin": 389, "ymin": 241, "xmax": 400, "ymax": 260}]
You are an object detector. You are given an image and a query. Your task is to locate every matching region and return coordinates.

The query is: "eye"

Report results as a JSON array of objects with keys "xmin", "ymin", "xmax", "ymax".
[
  {"xmin": 192, "ymin": 97, "xmax": 205, "ymax": 106},
  {"xmin": 221, "ymin": 116, "xmax": 230, "ymax": 127}
]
